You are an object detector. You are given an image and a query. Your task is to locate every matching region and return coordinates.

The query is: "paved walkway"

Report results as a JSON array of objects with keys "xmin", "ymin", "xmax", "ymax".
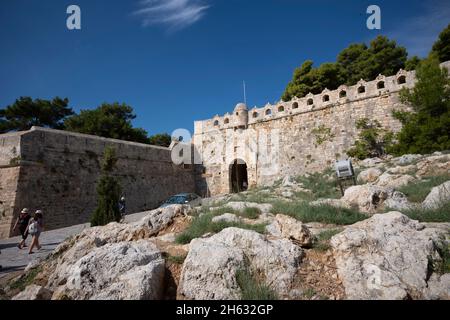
[{"xmin": 0, "ymin": 211, "xmax": 150, "ymax": 280}]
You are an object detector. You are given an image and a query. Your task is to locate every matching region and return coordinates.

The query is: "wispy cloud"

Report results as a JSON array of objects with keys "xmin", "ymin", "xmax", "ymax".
[
  {"xmin": 387, "ymin": 0, "xmax": 450, "ymax": 57},
  {"xmin": 133, "ymin": 0, "xmax": 210, "ymax": 32}
]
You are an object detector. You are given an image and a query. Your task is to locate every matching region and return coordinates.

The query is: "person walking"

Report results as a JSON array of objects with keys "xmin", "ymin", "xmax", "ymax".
[
  {"xmin": 27, "ymin": 210, "xmax": 44, "ymax": 255},
  {"xmin": 119, "ymin": 196, "xmax": 126, "ymax": 222},
  {"xmin": 13, "ymin": 208, "xmax": 31, "ymax": 249}
]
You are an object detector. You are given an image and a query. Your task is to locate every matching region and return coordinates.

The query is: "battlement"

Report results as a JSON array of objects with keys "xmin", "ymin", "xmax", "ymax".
[{"xmin": 195, "ymin": 61, "xmax": 450, "ymax": 134}]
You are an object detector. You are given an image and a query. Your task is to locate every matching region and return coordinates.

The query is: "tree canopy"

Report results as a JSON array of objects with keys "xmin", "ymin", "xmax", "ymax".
[
  {"xmin": 148, "ymin": 133, "xmax": 172, "ymax": 147},
  {"xmin": 0, "ymin": 97, "xmax": 74, "ymax": 133},
  {"xmin": 432, "ymin": 23, "xmax": 450, "ymax": 63},
  {"xmin": 64, "ymin": 103, "xmax": 151, "ymax": 144},
  {"xmin": 390, "ymin": 55, "xmax": 450, "ymax": 155},
  {"xmin": 282, "ymin": 36, "xmax": 409, "ymax": 101}
]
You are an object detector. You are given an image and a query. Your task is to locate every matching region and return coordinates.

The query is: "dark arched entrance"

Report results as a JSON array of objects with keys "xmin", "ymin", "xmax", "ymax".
[{"xmin": 230, "ymin": 159, "xmax": 248, "ymax": 193}]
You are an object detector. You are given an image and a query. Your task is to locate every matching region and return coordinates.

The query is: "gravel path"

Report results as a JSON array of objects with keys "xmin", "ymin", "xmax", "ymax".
[{"xmin": 0, "ymin": 211, "xmax": 151, "ymax": 280}]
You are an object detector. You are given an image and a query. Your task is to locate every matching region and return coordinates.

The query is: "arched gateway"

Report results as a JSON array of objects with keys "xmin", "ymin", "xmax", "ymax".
[{"xmin": 229, "ymin": 159, "xmax": 248, "ymax": 193}]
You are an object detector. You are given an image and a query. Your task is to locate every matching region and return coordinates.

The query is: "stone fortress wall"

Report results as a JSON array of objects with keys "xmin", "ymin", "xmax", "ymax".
[
  {"xmin": 0, "ymin": 127, "xmax": 196, "ymax": 239},
  {"xmin": 193, "ymin": 61, "xmax": 450, "ymax": 196}
]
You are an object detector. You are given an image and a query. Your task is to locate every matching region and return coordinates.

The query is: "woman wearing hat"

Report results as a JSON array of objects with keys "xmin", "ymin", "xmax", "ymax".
[
  {"xmin": 13, "ymin": 208, "xmax": 31, "ymax": 249},
  {"xmin": 27, "ymin": 210, "xmax": 44, "ymax": 254}
]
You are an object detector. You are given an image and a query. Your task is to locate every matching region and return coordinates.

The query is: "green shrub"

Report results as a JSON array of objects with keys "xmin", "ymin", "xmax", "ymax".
[
  {"xmin": 240, "ymin": 207, "xmax": 262, "ymax": 219},
  {"xmin": 398, "ymin": 175, "xmax": 450, "ymax": 203},
  {"xmin": 236, "ymin": 269, "xmax": 278, "ymax": 300},
  {"xmin": 400, "ymin": 201, "xmax": 450, "ymax": 223},
  {"xmin": 175, "ymin": 212, "xmax": 266, "ymax": 244},
  {"xmin": 296, "ymin": 169, "xmax": 341, "ymax": 200},
  {"xmin": 91, "ymin": 147, "xmax": 122, "ymax": 227},
  {"xmin": 167, "ymin": 254, "xmax": 187, "ymax": 265},
  {"xmin": 313, "ymin": 229, "xmax": 342, "ymax": 252},
  {"xmin": 9, "ymin": 267, "xmax": 42, "ymax": 291},
  {"xmin": 272, "ymin": 201, "xmax": 366, "ymax": 225}
]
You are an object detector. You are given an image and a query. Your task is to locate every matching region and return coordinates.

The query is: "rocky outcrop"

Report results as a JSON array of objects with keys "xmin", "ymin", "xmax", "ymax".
[
  {"xmin": 422, "ymin": 181, "xmax": 450, "ymax": 209},
  {"xmin": 212, "ymin": 213, "xmax": 241, "ymax": 224},
  {"xmin": 341, "ymin": 185, "xmax": 411, "ymax": 213},
  {"xmin": 357, "ymin": 168, "xmax": 383, "ymax": 184},
  {"xmin": 360, "ymin": 158, "xmax": 384, "ymax": 167},
  {"xmin": 47, "ymin": 205, "xmax": 187, "ymax": 291},
  {"xmin": 225, "ymin": 202, "xmax": 273, "ymax": 214},
  {"xmin": 12, "ymin": 285, "xmax": 53, "ymax": 300},
  {"xmin": 331, "ymin": 212, "xmax": 447, "ymax": 300},
  {"xmin": 375, "ymin": 173, "xmax": 416, "ymax": 189},
  {"xmin": 416, "ymin": 154, "xmax": 450, "ymax": 177},
  {"xmin": 178, "ymin": 228, "xmax": 303, "ymax": 300},
  {"xmin": 392, "ymin": 154, "xmax": 423, "ymax": 166},
  {"xmin": 266, "ymin": 214, "xmax": 314, "ymax": 247},
  {"xmin": 52, "ymin": 241, "xmax": 165, "ymax": 300}
]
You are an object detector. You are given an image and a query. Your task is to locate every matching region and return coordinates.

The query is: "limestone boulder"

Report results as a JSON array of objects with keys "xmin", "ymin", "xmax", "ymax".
[
  {"xmin": 422, "ymin": 181, "xmax": 450, "ymax": 209},
  {"xmin": 331, "ymin": 212, "xmax": 447, "ymax": 300},
  {"xmin": 392, "ymin": 154, "xmax": 423, "ymax": 166},
  {"xmin": 416, "ymin": 154, "xmax": 450, "ymax": 177},
  {"xmin": 357, "ymin": 168, "xmax": 383, "ymax": 184},
  {"xmin": 341, "ymin": 185, "xmax": 411, "ymax": 213},
  {"xmin": 225, "ymin": 201, "xmax": 273, "ymax": 214},
  {"xmin": 360, "ymin": 157, "xmax": 384, "ymax": 168},
  {"xmin": 52, "ymin": 241, "xmax": 165, "ymax": 300},
  {"xmin": 12, "ymin": 285, "xmax": 53, "ymax": 300},
  {"xmin": 310, "ymin": 198, "xmax": 352, "ymax": 209},
  {"xmin": 212, "ymin": 213, "xmax": 241, "ymax": 224},
  {"xmin": 47, "ymin": 205, "xmax": 186, "ymax": 287},
  {"xmin": 424, "ymin": 274, "xmax": 450, "ymax": 300},
  {"xmin": 387, "ymin": 165, "xmax": 417, "ymax": 175},
  {"xmin": 178, "ymin": 228, "xmax": 303, "ymax": 300},
  {"xmin": 375, "ymin": 173, "xmax": 416, "ymax": 189},
  {"xmin": 266, "ymin": 214, "xmax": 314, "ymax": 247}
]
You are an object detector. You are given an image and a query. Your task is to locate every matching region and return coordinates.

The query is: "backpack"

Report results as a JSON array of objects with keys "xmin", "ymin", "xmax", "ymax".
[{"xmin": 28, "ymin": 221, "xmax": 38, "ymax": 235}]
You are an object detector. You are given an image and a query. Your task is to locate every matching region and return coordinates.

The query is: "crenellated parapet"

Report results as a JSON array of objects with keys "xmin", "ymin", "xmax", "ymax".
[{"xmin": 194, "ymin": 61, "xmax": 450, "ymax": 134}]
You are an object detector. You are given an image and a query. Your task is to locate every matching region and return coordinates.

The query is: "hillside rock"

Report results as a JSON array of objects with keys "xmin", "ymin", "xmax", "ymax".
[
  {"xmin": 424, "ymin": 274, "xmax": 450, "ymax": 300},
  {"xmin": 266, "ymin": 214, "xmax": 314, "ymax": 247},
  {"xmin": 12, "ymin": 285, "xmax": 53, "ymax": 300},
  {"xmin": 330, "ymin": 212, "xmax": 447, "ymax": 300},
  {"xmin": 387, "ymin": 165, "xmax": 417, "ymax": 175},
  {"xmin": 47, "ymin": 205, "xmax": 186, "ymax": 288},
  {"xmin": 416, "ymin": 154, "xmax": 450, "ymax": 177},
  {"xmin": 342, "ymin": 185, "xmax": 411, "ymax": 213},
  {"xmin": 357, "ymin": 168, "xmax": 383, "ymax": 184},
  {"xmin": 422, "ymin": 181, "xmax": 450, "ymax": 209},
  {"xmin": 178, "ymin": 228, "xmax": 303, "ymax": 300},
  {"xmin": 375, "ymin": 173, "xmax": 416, "ymax": 189},
  {"xmin": 360, "ymin": 157, "xmax": 384, "ymax": 168},
  {"xmin": 212, "ymin": 213, "xmax": 241, "ymax": 224},
  {"xmin": 51, "ymin": 241, "xmax": 165, "ymax": 300},
  {"xmin": 392, "ymin": 154, "xmax": 423, "ymax": 166},
  {"xmin": 225, "ymin": 202, "xmax": 273, "ymax": 214}
]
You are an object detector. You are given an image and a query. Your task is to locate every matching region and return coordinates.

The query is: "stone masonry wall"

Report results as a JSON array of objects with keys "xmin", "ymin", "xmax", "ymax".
[
  {"xmin": 0, "ymin": 127, "xmax": 196, "ymax": 239},
  {"xmin": 193, "ymin": 62, "xmax": 450, "ymax": 196}
]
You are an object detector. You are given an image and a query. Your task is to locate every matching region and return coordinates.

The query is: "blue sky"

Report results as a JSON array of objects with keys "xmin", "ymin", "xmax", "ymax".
[{"xmin": 1, "ymin": 0, "xmax": 449, "ymax": 136}]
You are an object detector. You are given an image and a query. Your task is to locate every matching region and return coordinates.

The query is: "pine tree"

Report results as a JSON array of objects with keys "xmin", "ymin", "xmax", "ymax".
[{"xmin": 90, "ymin": 147, "xmax": 122, "ymax": 227}]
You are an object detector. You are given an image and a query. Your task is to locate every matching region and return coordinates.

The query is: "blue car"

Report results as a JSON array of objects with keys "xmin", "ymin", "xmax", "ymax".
[{"xmin": 159, "ymin": 193, "xmax": 202, "ymax": 208}]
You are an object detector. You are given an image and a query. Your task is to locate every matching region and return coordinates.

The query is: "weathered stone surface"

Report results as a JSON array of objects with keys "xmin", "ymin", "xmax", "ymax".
[
  {"xmin": 387, "ymin": 165, "xmax": 417, "ymax": 175},
  {"xmin": 424, "ymin": 274, "xmax": 450, "ymax": 300},
  {"xmin": 12, "ymin": 285, "xmax": 53, "ymax": 300},
  {"xmin": 375, "ymin": 173, "xmax": 416, "ymax": 189},
  {"xmin": 310, "ymin": 198, "xmax": 352, "ymax": 209},
  {"xmin": 392, "ymin": 154, "xmax": 423, "ymax": 166},
  {"xmin": 360, "ymin": 157, "xmax": 384, "ymax": 168},
  {"xmin": 212, "ymin": 213, "xmax": 241, "ymax": 224},
  {"xmin": 422, "ymin": 181, "xmax": 450, "ymax": 209},
  {"xmin": 266, "ymin": 214, "xmax": 314, "ymax": 247},
  {"xmin": 416, "ymin": 154, "xmax": 450, "ymax": 177},
  {"xmin": 47, "ymin": 205, "xmax": 186, "ymax": 288},
  {"xmin": 282, "ymin": 175, "xmax": 296, "ymax": 187},
  {"xmin": 357, "ymin": 168, "xmax": 383, "ymax": 184},
  {"xmin": 341, "ymin": 185, "xmax": 410, "ymax": 213},
  {"xmin": 225, "ymin": 202, "xmax": 273, "ymax": 214},
  {"xmin": 330, "ymin": 212, "xmax": 447, "ymax": 300},
  {"xmin": 178, "ymin": 228, "xmax": 303, "ymax": 300},
  {"xmin": 52, "ymin": 241, "xmax": 165, "ymax": 300}
]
